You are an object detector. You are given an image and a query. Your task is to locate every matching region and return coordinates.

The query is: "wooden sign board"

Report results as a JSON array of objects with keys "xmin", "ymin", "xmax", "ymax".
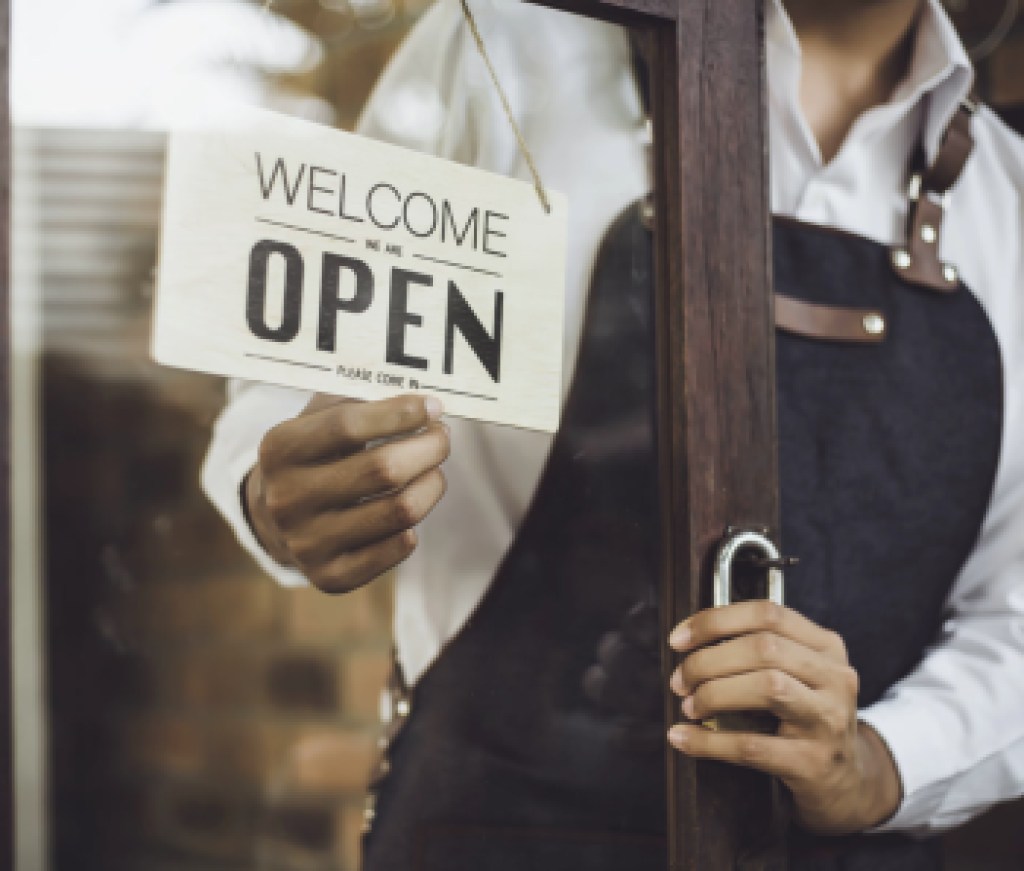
[{"xmin": 153, "ymin": 108, "xmax": 568, "ymax": 432}]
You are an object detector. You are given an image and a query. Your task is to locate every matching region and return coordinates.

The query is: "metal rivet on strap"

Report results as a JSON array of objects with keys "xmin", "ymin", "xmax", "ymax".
[
  {"xmin": 943, "ymin": 264, "xmax": 959, "ymax": 284},
  {"xmin": 863, "ymin": 313, "xmax": 886, "ymax": 336},
  {"xmin": 920, "ymin": 224, "xmax": 937, "ymax": 244},
  {"xmin": 396, "ymin": 699, "xmax": 411, "ymax": 718},
  {"xmin": 892, "ymin": 249, "xmax": 912, "ymax": 270}
]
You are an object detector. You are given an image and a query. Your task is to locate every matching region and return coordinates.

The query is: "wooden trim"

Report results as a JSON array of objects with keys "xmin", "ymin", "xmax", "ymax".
[
  {"xmin": 1, "ymin": 0, "xmax": 12, "ymax": 866},
  {"xmin": 649, "ymin": 2, "xmax": 784, "ymax": 868}
]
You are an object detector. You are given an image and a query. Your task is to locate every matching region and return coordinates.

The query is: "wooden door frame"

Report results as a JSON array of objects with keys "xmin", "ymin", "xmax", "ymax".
[
  {"xmin": 2, "ymin": 0, "xmax": 13, "ymax": 866},
  {"xmin": 528, "ymin": 2, "xmax": 781, "ymax": 868}
]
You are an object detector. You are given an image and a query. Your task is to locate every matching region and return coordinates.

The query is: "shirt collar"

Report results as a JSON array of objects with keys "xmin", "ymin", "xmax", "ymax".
[{"xmin": 767, "ymin": 0, "xmax": 974, "ymax": 164}]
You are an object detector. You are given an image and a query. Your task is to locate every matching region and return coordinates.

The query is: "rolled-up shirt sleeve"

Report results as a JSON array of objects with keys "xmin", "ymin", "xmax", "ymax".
[
  {"xmin": 861, "ymin": 386, "xmax": 1024, "ymax": 834},
  {"xmin": 201, "ymin": 380, "xmax": 312, "ymax": 588}
]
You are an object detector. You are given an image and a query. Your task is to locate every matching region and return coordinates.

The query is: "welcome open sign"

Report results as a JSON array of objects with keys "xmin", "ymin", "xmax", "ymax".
[{"xmin": 153, "ymin": 109, "xmax": 568, "ymax": 432}]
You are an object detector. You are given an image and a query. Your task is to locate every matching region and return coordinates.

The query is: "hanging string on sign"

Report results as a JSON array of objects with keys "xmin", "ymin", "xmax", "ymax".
[
  {"xmin": 458, "ymin": 0, "xmax": 553, "ymax": 214},
  {"xmin": 262, "ymin": 0, "xmax": 551, "ymax": 213}
]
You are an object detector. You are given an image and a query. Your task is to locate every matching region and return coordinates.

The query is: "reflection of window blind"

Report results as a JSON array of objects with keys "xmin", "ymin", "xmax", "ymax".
[{"xmin": 15, "ymin": 128, "xmax": 166, "ymax": 358}]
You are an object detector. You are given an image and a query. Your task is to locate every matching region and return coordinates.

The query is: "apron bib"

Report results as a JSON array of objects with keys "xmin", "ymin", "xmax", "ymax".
[{"xmin": 362, "ymin": 95, "xmax": 1003, "ymax": 866}]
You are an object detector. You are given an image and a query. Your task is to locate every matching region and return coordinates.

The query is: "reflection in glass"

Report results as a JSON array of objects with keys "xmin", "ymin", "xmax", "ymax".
[{"xmin": 14, "ymin": 2, "xmax": 663, "ymax": 869}]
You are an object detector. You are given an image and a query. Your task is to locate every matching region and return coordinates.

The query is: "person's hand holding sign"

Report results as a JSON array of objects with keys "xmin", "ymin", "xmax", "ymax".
[
  {"xmin": 667, "ymin": 602, "xmax": 902, "ymax": 835},
  {"xmin": 245, "ymin": 393, "xmax": 449, "ymax": 593}
]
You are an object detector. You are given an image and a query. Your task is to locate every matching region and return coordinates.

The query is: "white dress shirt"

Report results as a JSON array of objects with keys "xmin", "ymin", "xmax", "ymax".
[{"xmin": 202, "ymin": 0, "xmax": 1024, "ymax": 836}]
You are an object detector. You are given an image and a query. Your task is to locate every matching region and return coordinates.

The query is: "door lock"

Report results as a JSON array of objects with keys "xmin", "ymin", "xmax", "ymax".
[{"xmin": 702, "ymin": 526, "xmax": 795, "ymax": 734}]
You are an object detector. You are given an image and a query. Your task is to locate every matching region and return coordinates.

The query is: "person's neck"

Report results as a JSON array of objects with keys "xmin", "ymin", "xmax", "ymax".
[{"xmin": 785, "ymin": 0, "xmax": 924, "ymax": 163}]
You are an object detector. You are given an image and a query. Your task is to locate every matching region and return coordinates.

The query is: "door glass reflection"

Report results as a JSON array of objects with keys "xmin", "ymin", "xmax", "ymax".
[{"xmin": 13, "ymin": 2, "xmax": 666, "ymax": 869}]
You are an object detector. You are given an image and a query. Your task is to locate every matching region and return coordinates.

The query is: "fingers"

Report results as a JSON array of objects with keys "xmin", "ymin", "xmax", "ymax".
[
  {"xmin": 301, "ymin": 393, "xmax": 351, "ymax": 416},
  {"xmin": 665, "ymin": 603, "xmax": 870, "ymax": 832},
  {"xmin": 680, "ymin": 668, "xmax": 821, "ymax": 726},
  {"xmin": 261, "ymin": 394, "xmax": 443, "ymax": 469},
  {"xmin": 667, "ymin": 724, "xmax": 821, "ymax": 783},
  {"xmin": 308, "ymin": 529, "xmax": 420, "ymax": 594},
  {"xmin": 672, "ymin": 631, "xmax": 836, "ymax": 696},
  {"xmin": 284, "ymin": 469, "xmax": 447, "ymax": 567},
  {"xmin": 264, "ymin": 423, "xmax": 450, "ymax": 522},
  {"xmin": 249, "ymin": 395, "xmax": 450, "ymax": 593},
  {"xmin": 669, "ymin": 601, "xmax": 847, "ymax": 662}
]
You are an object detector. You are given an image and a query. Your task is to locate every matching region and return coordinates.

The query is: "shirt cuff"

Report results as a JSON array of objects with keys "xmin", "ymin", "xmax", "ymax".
[{"xmin": 859, "ymin": 699, "xmax": 950, "ymax": 834}]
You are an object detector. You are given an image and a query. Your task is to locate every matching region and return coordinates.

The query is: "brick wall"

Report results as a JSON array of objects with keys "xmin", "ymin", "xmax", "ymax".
[
  {"xmin": 28, "ymin": 9, "xmax": 431, "ymax": 865},
  {"xmin": 44, "ymin": 355, "xmax": 395, "ymax": 871}
]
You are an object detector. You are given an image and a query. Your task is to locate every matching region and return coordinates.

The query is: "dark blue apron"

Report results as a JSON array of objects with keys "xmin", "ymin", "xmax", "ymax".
[{"xmin": 360, "ymin": 123, "xmax": 1004, "ymax": 868}]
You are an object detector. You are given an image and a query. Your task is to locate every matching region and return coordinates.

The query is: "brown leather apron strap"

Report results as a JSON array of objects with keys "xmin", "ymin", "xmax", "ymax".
[
  {"xmin": 774, "ymin": 295, "xmax": 888, "ymax": 343},
  {"xmin": 922, "ymin": 93, "xmax": 978, "ymax": 194},
  {"xmin": 634, "ymin": 49, "xmax": 980, "ymax": 338},
  {"xmin": 891, "ymin": 91, "xmax": 979, "ymax": 293}
]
